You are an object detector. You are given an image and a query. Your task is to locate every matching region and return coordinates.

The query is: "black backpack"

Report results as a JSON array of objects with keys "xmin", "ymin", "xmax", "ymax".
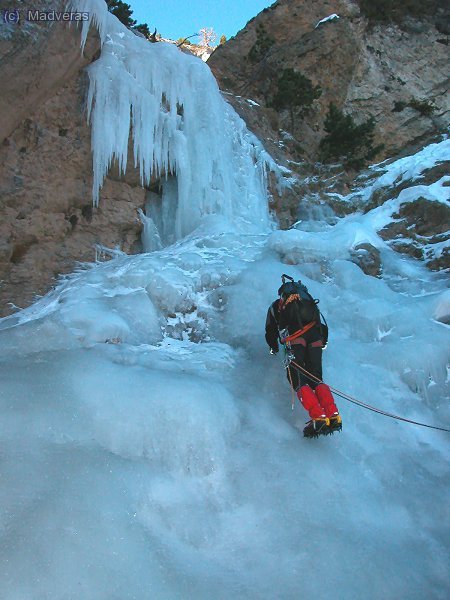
[{"xmin": 278, "ymin": 274, "xmax": 329, "ymax": 347}]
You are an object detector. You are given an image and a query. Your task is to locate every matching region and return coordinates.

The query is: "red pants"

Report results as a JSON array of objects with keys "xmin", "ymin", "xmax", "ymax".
[{"xmin": 297, "ymin": 384, "xmax": 339, "ymax": 420}]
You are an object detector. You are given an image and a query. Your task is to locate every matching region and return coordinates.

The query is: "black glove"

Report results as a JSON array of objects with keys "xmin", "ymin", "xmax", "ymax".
[{"xmin": 269, "ymin": 346, "xmax": 279, "ymax": 355}]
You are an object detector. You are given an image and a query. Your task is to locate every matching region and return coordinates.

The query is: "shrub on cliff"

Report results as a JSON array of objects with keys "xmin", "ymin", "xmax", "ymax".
[
  {"xmin": 358, "ymin": 0, "xmax": 448, "ymax": 26},
  {"xmin": 248, "ymin": 24, "xmax": 275, "ymax": 63},
  {"xmin": 134, "ymin": 23, "xmax": 151, "ymax": 38},
  {"xmin": 106, "ymin": 1, "xmax": 150, "ymax": 38},
  {"xmin": 392, "ymin": 98, "xmax": 436, "ymax": 116},
  {"xmin": 409, "ymin": 98, "xmax": 436, "ymax": 116},
  {"xmin": 106, "ymin": 0, "xmax": 136, "ymax": 27},
  {"xmin": 272, "ymin": 68, "xmax": 322, "ymax": 129},
  {"xmin": 319, "ymin": 103, "xmax": 383, "ymax": 169}
]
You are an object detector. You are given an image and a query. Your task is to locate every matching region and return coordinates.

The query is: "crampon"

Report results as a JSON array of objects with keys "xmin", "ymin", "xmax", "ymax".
[
  {"xmin": 303, "ymin": 417, "xmax": 330, "ymax": 438},
  {"xmin": 327, "ymin": 414, "xmax": 342, "ymax": 435},
  {"xmin": 303, "ymin": 415, "xmax": 343, "ymax": 438}
]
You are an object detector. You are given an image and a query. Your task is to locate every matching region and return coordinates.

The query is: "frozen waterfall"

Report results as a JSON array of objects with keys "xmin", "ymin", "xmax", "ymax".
[{"xmin": 71, "ymin": 0, "xmax": 276, "ymax": 241}]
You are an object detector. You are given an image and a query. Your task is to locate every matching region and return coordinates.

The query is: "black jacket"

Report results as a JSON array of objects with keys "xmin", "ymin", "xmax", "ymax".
[
  {"xmin": 265, "ymin": 300, "xmax": 281, "ymax": 352},
  {"xmin": 266, "ymin": 282, "xmax": 329, "ymax": 354},
  {"xmin": 265, "ymin": 298, "xmax": 314, "ymax": 352}
]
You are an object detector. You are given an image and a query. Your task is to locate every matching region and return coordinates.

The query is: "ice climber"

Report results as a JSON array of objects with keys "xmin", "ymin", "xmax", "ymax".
[{"xmin": 265, "ymin": 275, "xmax": 342, "ymax": 438}]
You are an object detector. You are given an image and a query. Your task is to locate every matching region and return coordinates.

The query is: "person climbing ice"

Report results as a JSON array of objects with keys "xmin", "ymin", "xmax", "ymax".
[{"xmin": 265, "ymin": 274, "xmax": 342, "ymax": 438}]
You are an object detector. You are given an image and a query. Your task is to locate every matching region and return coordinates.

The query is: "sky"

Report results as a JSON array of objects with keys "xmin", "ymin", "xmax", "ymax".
[{"xmin": 129, "ymin": 0, "xmax": 276, "ymax": 41}]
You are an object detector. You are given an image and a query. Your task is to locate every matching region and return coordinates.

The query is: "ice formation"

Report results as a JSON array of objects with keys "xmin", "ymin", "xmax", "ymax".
[{"xmin": 71, "ymin": 0, "xmax": 275, "ymax": 241}]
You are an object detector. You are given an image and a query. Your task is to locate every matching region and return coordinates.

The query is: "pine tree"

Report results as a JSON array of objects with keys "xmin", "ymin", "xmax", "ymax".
[
  {"xmin": 319, "ymin": 103, "xmax": 383, "ymax": 169},
  {"xmin": 272, "ymin": 68, "xmax": 321, "ymax": 129},
  {"xmin": 248, "ymin": 24, "xmax": 274, "ymax": 63},
  {"xmin": 106, "ymin": 0, "xmax": 136, "ymax": 28},
  {"xmin": 106, "ymin": 1, "xmax": 152, "ymax": 40},
  {"xmin": 134, "ymin": 23, "xmax": 150, "ymax": 38}
]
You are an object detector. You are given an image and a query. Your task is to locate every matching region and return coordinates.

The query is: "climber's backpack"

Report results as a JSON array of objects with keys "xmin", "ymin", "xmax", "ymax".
[{"xmin": 279, "ymin": 275, "xmax": 329, "ymax": 347}]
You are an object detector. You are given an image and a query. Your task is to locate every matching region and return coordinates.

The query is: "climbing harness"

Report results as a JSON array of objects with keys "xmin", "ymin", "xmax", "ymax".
[
  {"xmin": 280, "ymin": 321, "xmax": 316, "ymax": 344},
  {"xmin": 290, "ymin": 360, "xmax": 450, "ymax": 433}
]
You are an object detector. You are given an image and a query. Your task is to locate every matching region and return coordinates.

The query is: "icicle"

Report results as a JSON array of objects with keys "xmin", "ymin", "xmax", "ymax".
[
  {"xmin": 71, "ymin": 0, "xmax": 282, "ymax": 238},
  {"xmin": 138, "ymin": 209, "xmax": 162, "ymax": 253}
]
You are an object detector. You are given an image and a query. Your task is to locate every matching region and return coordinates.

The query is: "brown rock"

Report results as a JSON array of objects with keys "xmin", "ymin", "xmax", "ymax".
[
  {"xmin": 0, "ymin": 0, "xmax": 100, "ymax": 144},
  {"xmin": 0, "ymin": 3, "xmax": 146, "ymax": 316},
  {"xmin": 378, "ymin": 197, "xmax": 450, "ymax": 269},
  {"xmin": 350, "ymin": 243, "xmax": 382, "ymax": 277},
  {"xmin": 209, "ymin": 0, "xmax": 450, "ymax": 164}
]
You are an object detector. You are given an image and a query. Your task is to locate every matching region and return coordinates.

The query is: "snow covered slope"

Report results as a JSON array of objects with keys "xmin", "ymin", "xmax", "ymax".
[{"xmin": 0, "ymin": 3, "xmax": 449, "ymax": 599}]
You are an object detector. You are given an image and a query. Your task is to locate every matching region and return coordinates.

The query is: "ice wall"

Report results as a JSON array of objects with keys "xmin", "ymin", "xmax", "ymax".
[{"xmin": 71, "ymin": 0, "xmax": 275, "ymax": 240}]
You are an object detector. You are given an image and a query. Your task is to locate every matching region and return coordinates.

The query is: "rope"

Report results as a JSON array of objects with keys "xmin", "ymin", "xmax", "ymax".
[
  {"xmin": 289, "ymin": 360, "xmax": 450, "ymax": 433},
  {"xmin": 286, "ymin": 364, "xmax": 296, "ymax": 411}
]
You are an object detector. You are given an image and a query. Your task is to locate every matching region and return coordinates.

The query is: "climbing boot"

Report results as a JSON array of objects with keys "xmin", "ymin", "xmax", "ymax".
[
  {"xmin": 328, "ymin": 413, "xmax": 342, "ymax": 434},
  {"xmin": 303, "ymin": 417, "xmax": 330, "ymax": 439}
]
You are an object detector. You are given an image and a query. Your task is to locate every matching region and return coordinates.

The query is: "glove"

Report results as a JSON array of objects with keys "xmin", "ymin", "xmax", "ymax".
[{"xmin": 269, "ymin": 347, "xmax": 278, "ymax": 355}]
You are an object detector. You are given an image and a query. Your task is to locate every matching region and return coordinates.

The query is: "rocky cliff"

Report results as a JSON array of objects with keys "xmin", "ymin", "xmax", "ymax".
[
  {"xmin": 208, "ymin": 0, "xmax": 449, "ymax": 165},
  {"xmin": 208, "ymin": 0, "xmax": 449, "ymax": 271},
  {"xmin": 0, "ymin": 0, "xmax": 146, "ymax": 316}
]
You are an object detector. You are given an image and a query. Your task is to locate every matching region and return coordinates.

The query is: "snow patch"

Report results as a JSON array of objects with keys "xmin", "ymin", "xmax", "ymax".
[{"xmin": 315, "ymin": 14, "xmax": 340, "ymax": 28}]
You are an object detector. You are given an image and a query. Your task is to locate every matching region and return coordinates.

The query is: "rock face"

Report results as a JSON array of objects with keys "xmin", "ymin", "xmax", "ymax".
[
  {"xmin": 378, "ymin": 196, "xmax": 450, "ymax": 270},
  {"xmin": 350, "ymin": 243, "xmax": 382, "ymax": 278},
  {"xmin": 208, "ymin": 0, "xmax": 449, "ymax": 164},
  {"xmin": 208, "ymin": 0, "xmax": 449, "ymax": 276},
  {"xmin": 0, "ymin": 1, "xmax": 146, "ymax": 316}
]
